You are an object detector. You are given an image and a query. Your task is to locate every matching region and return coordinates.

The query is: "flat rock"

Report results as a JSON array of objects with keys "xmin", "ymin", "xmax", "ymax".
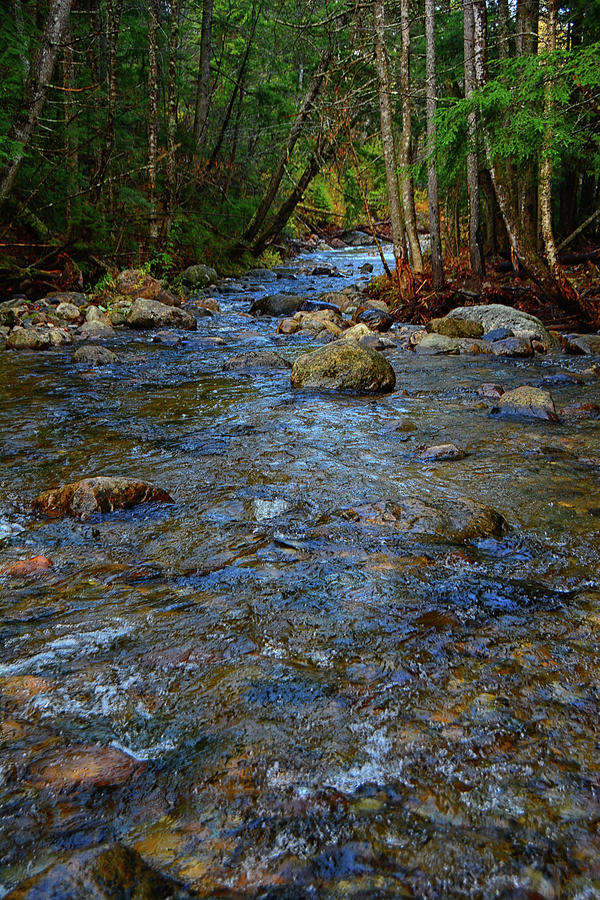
[
  {"xmin": 127, "ymin": 298, "xmax": 196, "ymax": 330},
  {"xmin": 73, "ymin": 345, "xmax": 119, "ymax": 366},
  {"xmin": 250, "ymin": 293, "xmax": 305, "ymax": 317},
  {"xmin": 560, "ymin": 402, "xmax": 600, "ymax": 419},
  {"xmin": 4, "ymin": 843, "xmax": 193, "ymax": 900},
  {"xmin": 419, "ymin": 443, "xmax": 466, "ymax": 461},
  {"xmin": 223, "ymin": 350, "xmax": 292, "ymax": 371},
  {"xmin": 492, "ymin": 386, "xmax": 558, "ymax": 421},
  {"xmin": 445, "ymin": 304, "xmax": 554, "ymax": 348},
  {"xmin": 291, "ymin": 342, "xmax": 396, "ymax": 393},
  {"xmin": 561, "ymin": 333, "xmax": 600, "ymax": 355},
  {"xmin": 27, "ymin": 745, "xmax": 145, "ymax": 790},
  {"xmin": 414, "ymin": 333, "xmax": 460, "ymax": 355},
  {"xmin": 426, "ymin": 316, "xmax": 484, "ymax": 339},
  {"xmin": 339, "ymin": 497, "xmax": 507, "ymax": 543},
  {"xmin": 115, "ymin": 269, "xmax": 179, "ymax": 307},
  {"xmin": 33, "ymin": 476, "xmax": 174, "ymax": 519}
]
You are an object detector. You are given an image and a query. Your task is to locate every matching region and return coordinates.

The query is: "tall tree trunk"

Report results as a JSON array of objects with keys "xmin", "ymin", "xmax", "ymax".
[
  {"xmin": 473, "ymin": 0, "xmax": 578, "ymax": 311},
  {"xmin": 238, "ymin": 47, "xmax": 332, "ymax": 249},
  {"xmin": 498, "ymin": 0, "xmax": 510, "ymax": 59},
  {"xmin": 148, "ymin": 0, "xmax": 159, "ymax": 246},
  {"xmin": 463, "ymin": 0, "xmax": 485, "ymax": 283},
  {"xmin": 516, "ymin": 0, "xmax": 539, "ymax": 55},
  {"xmin": 539, "ymin": 0, "xmax": 558, "ymax": 268},
  {"xmin": 165, "ymin": 0, "xmax": 179, "ymax": 238},
  {"xmin": 515, "ymin": 0, "xmax": 539, "ymax": 246},
  {"xmin": 93, "ymin": 0, "xmax": 122, "ymax": 210},
  {"xmin": 193, "ymin": 0, "xmax": 214, "ymax": 149},
  {"xmin": 12, "ymin": 0, "xmax": 30, "ymax": 82},
  {"xmin": 62, "ymin": 18, "xmax": 77, "ymax": 232},
  {"xmin": 0, "ymin": 0, "xmax": 74, "ymax": 206},
  {"xmin": 398, "ymin": 0, "xmax": 423, "ymax": 271},
  {"xmin": 425, "ymin": 0, "xmax": 444, "ymax": 289},
  {"xmin": 373, "ymin": 0, "xmax": 406, "ymax": 271}
]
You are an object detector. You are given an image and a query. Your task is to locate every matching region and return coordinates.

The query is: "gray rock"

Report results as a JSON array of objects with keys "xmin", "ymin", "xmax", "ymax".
[
  {"xmin": 414, "ymin": 333, "xmax": 460, "ymax": 355},
  {"xmin": 78, "ymin": 320, "xmax": 114, "ymax": 340},
  {"xmin": 181, "ymin": 263, "xmax": 218, "ymax": 289},
  {"xmin": 223, "ymin": 350, "xmax": 292, "ymax": 371},
  {"xmin": 483, "ymin": 327, "xmax": 513, "ymax": 342},
  {"xmin": 291, "ymin": 342, "xmax": 396, "ymax": 393},
  {"xmin": 426, "ymin": 316, "xmax": 484, "ymax": 339},
  {"xmin": 6, "ymin": 327, "xmax": 51, "ymax": 351},
  {"xmin": 85, "ymin": 306, "xmax": 110, "ymax": 326},
  {"xmin": 250, "ymin": 293, "xmax": 305, "ymax": 317},
  {"xmin": 491, "ymin": 385, "xmax": 558, "ymax": 421},
  {"xmin": 561, "ymin": 334, "xmax": 600, "ymax": 355},
  {"xmin": 127, "ymin": 298, "xmax": 197, "ymax": 330},
  {"xmin": 74, "ymin": 345, "xmax": 119, "ymax": 366},
  {"xmin": 490, "ymin": 336, "xmax": 534, "ymax": 357},
  {"xmin": 55, "ymin": 302, "xmax": 81, "ymax": 322},
  {"xmin": 560, "ymin": 402, "xmax": 600, "ymax": 420},
  {"xmin": 44, "ymin": 291, "xmax": 88, "ymax": 308},
  {"xmin": 445, "ymin": 304, "xmax": 554, "ymax": 348}
]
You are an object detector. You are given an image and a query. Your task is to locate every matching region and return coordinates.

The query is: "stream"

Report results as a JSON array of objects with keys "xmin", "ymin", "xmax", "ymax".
[{"xmin": 1, "ymin": 247, "xmax": 600, "ymax": 898}]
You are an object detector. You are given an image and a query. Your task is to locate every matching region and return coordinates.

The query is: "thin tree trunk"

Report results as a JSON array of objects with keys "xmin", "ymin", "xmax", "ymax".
[
  {"xmin": 373, "ymin": 0, "xmax": 406, "ymax": 272},
  {"xmin": 193, "ymin": 0, "xmax": 214, "ymax": 148},
  {"xmin": 148, "ymin": 0, "xmax": 159, "ymax": 246},
  {"xmin": 252, "ymin": 127, "xmax": 342, "ymax": 257},
  {"xmin": 473, "ymin": 0, "xmax": 578, "ymax": 310},
  {"xmin": 165, "ymin": 0, "xmax": 179, "ymax": 237},
  {"xmin": 463, "ymin": 0, "xmax": 485, "ymax": 282},
  {"xmin": 498, "ymin": 0, "xmax": 510, "ymax": 58},
  {"xmin": 0, "ymin": 0, "xmax": 74, "ymax": 206},
  {"xmin": 425, "ymin": 0, "xmax": 444, "ymax": 289},
  {"xmin": 93, "ymin": 0, "xmax": 122, "ymax": 209},
  {"xmin": 239, "ymin": 47, "xmax": 332, "ymax": 248},
  {"xmin": 540, "ymin": 0, "xmax": 557, "ymax": 267},
  {"xmin": 62, "ymin": 18, "xmax": 77, "ymax": 231},
  {"xmin": 12, "ymin": 0, "xmax": 30, "ymax": 82},
  {"xmin": 398, "ymin": 0, "xmax": 422, "ymax": 271}
]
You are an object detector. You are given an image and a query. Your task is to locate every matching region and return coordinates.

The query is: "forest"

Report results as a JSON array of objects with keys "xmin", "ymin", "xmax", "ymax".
[{"xmin": 1, "ymin": 0, "xmax": 599, "ymax": 322}]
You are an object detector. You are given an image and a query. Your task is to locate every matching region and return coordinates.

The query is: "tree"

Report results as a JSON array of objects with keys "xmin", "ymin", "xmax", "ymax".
[
  {"xmin": 425, "ymin": 0, "xmax": 444, "ymax": 288},
  {"xmin": 463, "ymin": 0, "xmax": 484, "ymax": 282},
  {"xmin": 398, "ymin": 0, "xmax": 423, "ymax": 272}
]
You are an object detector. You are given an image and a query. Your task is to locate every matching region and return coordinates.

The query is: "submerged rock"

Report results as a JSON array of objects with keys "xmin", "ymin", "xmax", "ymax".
[
  {"xmin": 27, "ymin": 744, "xmax": 145, "ymax": 790},
  {"xmin": 492, "ymin": 386, "xmax": 558, "ymax": 421},
  {"xmin": 4, "ymin": 843, "xmax": 192, "ymax": 900},
  {"xmin": 560, "ymin": 401, "xmax": 600, "ymax": 420},
  {"xmin": 223, "ymin": 350, "xmax": 292, "ymax": 371},
  {"xmin": 127, "ymin": 298, "xmax": 196, "ymax": 330},
  {"xmin": 339, "ymin": 496, "xmax": 507, "ymax": 543},
  {"xmin": 0, "ymin": 556, "xmax": 53, "ymax": 577},
  {"xmin": 445, "ymin": 304, "xmax": 554, "ymax": 348},
  {"xmin": 33, "ymin": 476, "xmax": 174, "ymax": 519},
  {"xmin": 419, "ymin": 444, "xmax": 466, "ymax": 461},
  {"xmin": 291, "ymin": 342, "xmax": 396, "ymax": 393},
  {"xmin": 73, "ymin": 345, "xmax": 119, "ymax": 366}
]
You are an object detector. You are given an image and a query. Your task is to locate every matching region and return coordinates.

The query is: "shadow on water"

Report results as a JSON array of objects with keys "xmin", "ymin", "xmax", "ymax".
[{"xmin": 1, "ymin": 248, "xmax": 600, "ymax": 897}]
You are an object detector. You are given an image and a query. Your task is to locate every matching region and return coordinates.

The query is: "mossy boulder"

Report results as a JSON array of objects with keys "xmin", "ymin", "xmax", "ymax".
[{"xmin": 291, "ymin": 342, "xmax": 396, "ymax": 393}]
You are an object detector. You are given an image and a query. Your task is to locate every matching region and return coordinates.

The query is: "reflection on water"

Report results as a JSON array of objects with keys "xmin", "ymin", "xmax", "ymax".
[{"xmin": 1, "ymin": 249, "xmax": 600, "ymax": 897}]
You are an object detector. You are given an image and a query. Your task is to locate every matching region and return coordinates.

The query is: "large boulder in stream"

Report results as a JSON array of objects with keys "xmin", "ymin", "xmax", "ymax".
[
  {"xmin": 4, "ymin": 843, "xmax": 193, "ymax": 900},
  {"xmin": 250, "ymin": 293, "xmax": 305, "ymax": 317},
  {"xmin": 444, "ymin": 304, "xmax": 554, "ymax": 349},
  {"xmin": 127, "ymin": 298, "xmax": 196, "ymax": 331},
  {"xmin": 339, "ymin": 497, "xmax": 507, "ymax": 544},
  {"xmin": 291, "ymin": 342, "xmax": 396, "ymax": 393},
  {"xmin": 491, "ymin": 385, "xmax": 558, "ymax": 422},
  {"xmin": 33, "ymin": 476, "xmax": 174, "ymax": 519}
]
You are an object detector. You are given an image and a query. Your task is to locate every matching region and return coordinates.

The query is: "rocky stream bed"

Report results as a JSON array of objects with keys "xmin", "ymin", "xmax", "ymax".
[{"xmin": 1, "ymin": 245, "xmax": 600, "ymax": 899}]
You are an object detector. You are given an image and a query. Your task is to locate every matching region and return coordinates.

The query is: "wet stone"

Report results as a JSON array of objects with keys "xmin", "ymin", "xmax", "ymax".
[
  {"xmin": 250, "ymin": 293, "xmax": 305, "ymax": 317},
  {"xmin": 355, "ymin": 308, "xmax": 395, "ymax": 332},
  {"xmin": 491, "ymin": 336, "xmax": 534, "ymax": 358},
  {"xmin": 73, "ymin": 345, "xmax": 119, "ymax": 366},
  {"xmin": 478, "ymin": 383, "xmax": 505, "ymax": 399},
  {"xmin": 223, "ymin": 350, "xmax": 292, "ymax": 372},
  {"xmin": 491, "ymin": 386, "xmax": 558, "ymax": 422},
  {"xmin": 560, "ymin": 402, "xmax": 600, "ymax": 420},
  {"xmin": 4, "ymin": 843, "xmax": 192, "ymax": 900},
  {"xmin": 291, "ymin": 342, "xmax": 396, "ymax": 394},
  {"xmin": 414, "ymin": 333, "xmax": 460, "ymax": 355},
  {"xmin": 426, "ymin": 316, "xmax": 484, "ymax": 339},
  {"xmin": 127, "ymin": 298, "xmax": 196, "ymax": 330},
  {"xmin": 561, "ymin": 333, "xmax": 600, "ymax": 355},
  {"xmin": 27, "ymin": 745, "xmax": 145, "ymax": 791},
  {"xmin": 419, "ymin": 443, "xmax": 466, "ymax": 461},
  {"xmin": 32, "ymin": 476, "xmax": 174, "ymax": 519}
]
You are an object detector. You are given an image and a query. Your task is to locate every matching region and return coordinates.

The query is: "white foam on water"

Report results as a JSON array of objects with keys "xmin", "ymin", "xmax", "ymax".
[
  {"xmin": 252, "ymin": 498, "xmax": 290, "ymax": 521},
  {"xmin": 0, "ymin": 517, "xmax": 25, "ymax": 540},
  {"xmin": 109, "ymin": 738, "xmax": 177, "ymax": 762},
  {"xmin": 0, "ymin": 621, "xmax": 134, "ymax": 676}
]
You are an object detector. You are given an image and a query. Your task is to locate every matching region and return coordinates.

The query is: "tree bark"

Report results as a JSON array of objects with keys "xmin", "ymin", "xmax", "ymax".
[
  {"xmin": 239, "ymin": 47, "xmax": 332, "ymax": 248},
  {"xmin": 463, "ymin": 0, "xmax": 485, "ymax": 282},
  {"xmin": 148, "ymin": 0, "xmax": 159, "ymax": 245},
  {"xmin": 425, "ymin": 0, "xmax": 444, "ymax": 289},
  {"xmin": 373, "ymin": 0, "xmax": 406, "ymax": 271},
  {"xmin": 193, "ymin": 0, "xmax": 214, "ymax": 149},
  {"xmin": 62, "ymin": 18, "xmax": 77, "ymax": 231},
  {"xmin": 398, "ymin": 0, "xmax": 422, "ymax": 271},
  {"xmin": 93, "ymin": 0, "xmax": 122, "ymax": 209},
  {"xmin": 497, "ymin": 0, "xmax": 510, "ymax": 58},
  {"xmin": 165, "ymin": 0, "xmax": 179, "ymax": 237},
  {"xmin": 0, "ymin": 0, "xmax": 74, "ymax": 207},
  {"xmin": 539, "ymin": 0, "xmax": 558, "ymax": 268}
]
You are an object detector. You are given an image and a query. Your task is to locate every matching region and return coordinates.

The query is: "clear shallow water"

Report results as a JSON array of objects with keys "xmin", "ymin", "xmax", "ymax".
[{"xmin": 1, "ymin": 249, "xmax": 600, "ymax": 898}]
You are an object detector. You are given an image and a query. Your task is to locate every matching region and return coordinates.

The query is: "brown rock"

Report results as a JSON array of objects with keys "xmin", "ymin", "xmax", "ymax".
[
  {"xmin": 560, "ymin": 402, "xmax": 600, "ymax": 420},
  {"xmin": 33, "ymin": 476, "xmax": 174, "ymax": 519},
  {"xmin": 28, "ymin": 745, "xmax": 145, "ymax": 791},
  {"xmin": 0, "ymin": 556, "xmax": 53, "ymax": 576},
  {"xmin": 115, "ymin": 269, "xmax": 179, "ymax": 307},
  {"xmin": 478, "ymin": 383, "xmax": 504, "ymax": 400},
  {"xmin": 277, "ymin": 317, "xmax": 300, "ymax": 334}
]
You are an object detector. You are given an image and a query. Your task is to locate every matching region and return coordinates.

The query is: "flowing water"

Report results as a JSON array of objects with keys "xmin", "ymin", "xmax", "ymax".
[{"xmin": 1, "ymin": 249, "xmax": 600, "ymax": 898}]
